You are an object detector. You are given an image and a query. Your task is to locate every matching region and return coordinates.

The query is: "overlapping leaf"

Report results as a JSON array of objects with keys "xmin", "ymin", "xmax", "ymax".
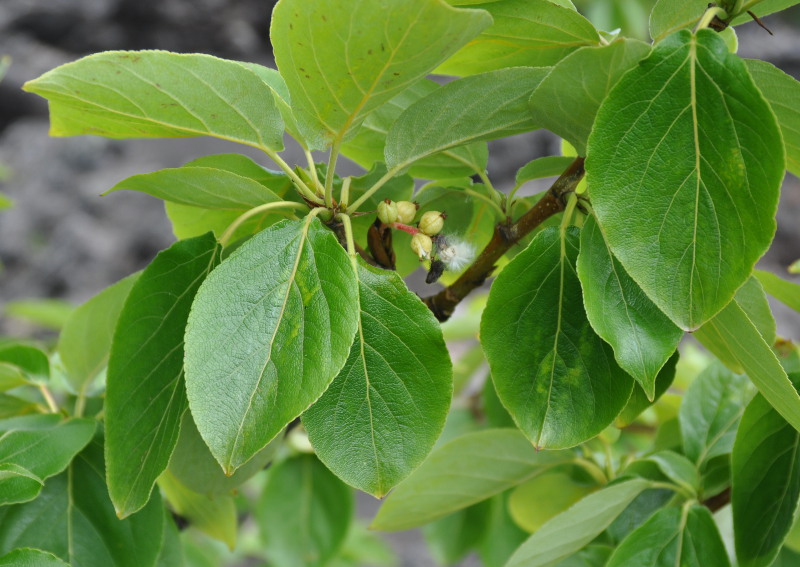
[
  {"xmin": 23, "ymin": 51, "xmax": 284, "ymax": 150},
  {"xmin": 105, "ymin": 233, "xmax": 220, "ymax": 517},
  {"xmin": 586, "ymin": 30, "xmax": 784, "ymax": 331},
  {"xmin": 481, "ymin": 227, "xmax": 633, "ymax": 448},
  {"xmin": 271, "ymin": 0, "xmax": 491, "ymax": 149},
  {"xmin": 184, "ymin": 218, "xmax": 358, "ymax": 473},
  {"xmin": 303, "ymin": 261, "xmax": 452, "ymax": 497}
]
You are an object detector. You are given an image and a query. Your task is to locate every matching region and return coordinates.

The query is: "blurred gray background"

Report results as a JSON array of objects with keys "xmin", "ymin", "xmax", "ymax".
[{"xmin": 0, "ymin": 2, "xmax": 798, "ymax": 565}]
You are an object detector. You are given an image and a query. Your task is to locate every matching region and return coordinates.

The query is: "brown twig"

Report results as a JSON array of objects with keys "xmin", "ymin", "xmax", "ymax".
[
  {"xmin": 747, "ymin": 10, "xmax": 774, "ymax": 35},
  {"xmin": 702, "ymin": 486, "xmax": 730, "ymax": 513},
  {"xmin": 422, "ymin": 157, "xmax": 586, "ymax": 322}
]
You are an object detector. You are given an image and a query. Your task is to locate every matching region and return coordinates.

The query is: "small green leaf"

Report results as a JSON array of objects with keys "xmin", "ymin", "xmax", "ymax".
[
  {"xmin": 158, "ymin": 470, "xmax": 237, "ymax": 550},
  {"xmin": 23, "ymin": 51, "xmax": 284, "ymax": 150},
  {"xmin": 0, "ymin": 463, "xmax": 44, "ymax": 505},
  {"xmin": 168, "ymin": 412, "xmax": 282, "ymax": 496},
  {"xmin": 105, "ymin": 234, "xmax": 220, "ymax": 518},
  {"xmin": 0, "ymin": 364, "xmax": 27, "ymax": 392},
  {"xmin": 341, "ymin": 79, "xmax": 489, "ymax": 180},
  {"xmin": 506, "ymin": 479, "xmax": 653, "ymax": 567},
  {"xmin": 745, "ymin": 59, "xmax": 800, "ymax": 178},
  {"xmin": 587, "ymin": 30, "xmax": 784, "ymax": 331},
  {"xmin": 386, "ymin": 68, "xmax": 549, "ymax": 173},
  {"xmin": 183, "ymin": 154, "xmax": 294, "ymax": 196},
  {"xmin": 0, "ymin": 418, "xmax": 96, "ymax": 484},
  {"xmin": 106, "ymin": 167, "xmax": 282, "ymax": 209},
  {"xmin": 303, "ymin": 261, "xmax": 452, "ymax": 497},
  {"xmin": 57, "ymin": 273, "xmax": 138, "ymax": 393},
  {"xmin": 578, "ymin": 215, "xmax": 683, "ymax": 398},
  {"xmin": 436, "ymin": 0, "xmax": 599, "ymax": 75},
  {"xmin": 3, "ymin": 299, "xmax": 74, "ymax": 331},
  {"xmin": 481, "ymin": 227, "xmax": 633, "ymax": 448},
  {"xmin": 257, "ymin": 455, "xmax": 353, "ymax": 567},
  {"xmin": 371, "ymin": 429, "xmax": 575, "ymax": 531},
  {"xmin": 693, "ymin": 300, "xmax": 800, "ymax": 432},
  {"xmin": 529, "ymin": 39, "xmax": 650, "ymax": 155},
  {"xmin": 508, "ymin": 471, "xmax": 596, "ymax": 533},
  {"xmin": 637, "ymin": 451, "xmax": 700, "ymax": 494},
  {"xmin": 0, "ymin": 395, "xmax": 40, "ymax": 420},
  {"xmin": 0, "ymin": 548, "xmax": 71, "ymax": 567},
  {"xmin": 607, "ymin": 504, "xmax": 730, "ymax": 566},
  {"xmin": 271, "ymin": 0, "xmax": 491, "ymax": 149},
  {"xmin": 184, "ymin": 217, "xmax": 359, "ymax": 473},
  {"xmin": 0, "ymin": 342, "xmax": 50, "ymax": 383},
  {"xmin": 732, "ymin": 375, "xmax": 800, "ymax": 567},
  {"xmin": 649, "ymin": 0, "xmax": 707, "ymax": 42},
  {"xmin": 616, "ymin": 352, "xmax": 679, "ymax": 427},
  {"xmin": 679, "ymin": 362, "xmax": 752, "ymax": 466},
  {"xmin": 0, "ymin": 439, "xmax": 164, "ymax": 567},
  {"xmin": 514, "ymin": 156, "xmax": 576, "ymax": 187},
  {"xmin": 755, "ymin": 269, "xmax": 800, "ymax": 314}
]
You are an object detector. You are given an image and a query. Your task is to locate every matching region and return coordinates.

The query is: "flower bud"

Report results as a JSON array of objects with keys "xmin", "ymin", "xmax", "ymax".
[
  {"xmin": 410, "ymin": 232, "xmax": 433, "ymax": 260},
  {"xmin": 377, "ymin": 199, "xmax": 398, "ymax": 224},
  {"xmin": 419, "ymin": 210, "xmax": 445, "ymax": 236},
  {"xmin": 396, "ymin": 200, "xmax": 418, "ymax": 224}
]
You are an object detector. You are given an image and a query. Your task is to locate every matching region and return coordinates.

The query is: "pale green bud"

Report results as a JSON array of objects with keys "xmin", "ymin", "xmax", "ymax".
[
  {"xmin": 396, "ymin": 200, "xmax": 418, "ymax": 224},
  {"xmin": 377, "ymin": 199, "xmax": 398, "ymax": 224},
  {"xmin": 411, "ymin": 232, "xmax": 433, "ymax": 260},
  {"xmin": 419, "ymin": 210, "xmax": 445, "ymax": 236}
]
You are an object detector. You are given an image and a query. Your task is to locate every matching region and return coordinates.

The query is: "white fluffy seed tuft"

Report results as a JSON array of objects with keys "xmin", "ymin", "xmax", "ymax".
[{"xmin": 436, "ymin": 235, "xmax": 475, "ymax": 272}]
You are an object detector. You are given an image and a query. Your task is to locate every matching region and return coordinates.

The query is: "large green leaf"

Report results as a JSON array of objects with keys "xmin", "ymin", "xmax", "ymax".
[
  {"xmin": 732, "ymin": 375, "xmax": 800, "ymax": 567},
  {"xmin": 578, "ymin": 215, "xmax": 682, "ymax": 399},
  {"xmin": 385, "ymin": 67, "xmax": 549, "ymax": 173},
  {"xmin": 481, "ymin": 227, "xmax": 633, "ymax": 448},
  {"xmin": 693, "ymin": 299, "xmax": 800, "ymax": 432},
  {"xmin": 649, "ymin": 0, "xmax": 707, "ymax": 42},
  {"xmin": 506, "ymin": 479, "xmax": 654, "ymax": 567},
  {"xmin": 257, "ymin": 455, "xmax": 353, "ymax": 567},
  {"xmin": 0, "ymin": 464, "xmax": 44, "ymax": 506},
  {"xmin": 23, "ymin": 51, "xmax": 284, "ymax": 150},
  {"xmin": 303, "ymin": 261, "xmax": 452, "ymax": 497},
  {"xmin": 371, "ymin": 429, "xmax": 575, "ymax": 531},
  {"xmin": 105, "ymin": 234, "xmax": 220, "ymax": 518},
  {"xmin": 508, "ymin": 471, "xmax": 597, "ymax": 533},
  {"xmin": 57, "ymin": 273, "xmax": 138, "ymax": 393},
  {"xmin": 271, "ymin": 0, "xmax": 491, "ymax": 149},
  {"xmin": 0, "ymin": 440, "xmax": 164, "ymax": 567},
  {"xmin": 586, "ymin": 29, "xmax": 784, "ymax": 331},
  {"xmin": 341, "ymin": 78, "xmax": 489, "ymax": 180},
  {"xmin": 184, "ymin": 217, "xmax": 359, "ymax": 474},
  {"xmin": 607, "ymin": 505, "xmax": 730, "ymax": 566},
  {"xmin": 106, "ymin": 167, "xmax": 282, "ymax": 209},
  {"xmin": 529, "ymin": 39, "xmax": 650, "ymax": 155},
  {"xmin": 755, "ymin": 269, "xmax": 800, "ymax": 314},
  {"xmin": 679, "ymin": 362, "xmax": 752, "ymax": 466},
  {"xmin": 0, "ymin": 548, "xmax": 71, "ymax": 567},
  {"xmin": 745, "ymin": 60, "xmax": 800, "ymax": 178},
  {"xmin": 436, "ymin": 0, "xmax": 599, "ymax": 76}
]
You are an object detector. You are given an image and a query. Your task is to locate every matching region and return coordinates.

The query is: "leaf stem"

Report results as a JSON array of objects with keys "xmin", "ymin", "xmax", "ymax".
[
  {"xmin": 220, "ymin": 201, "xmax": 310, "ymax": 247},
  {"xmin": 348, "ymin": 165, "xmax": 404, "ymax": 212},
  {"xmin": 574, "ymin": 457, "xmax": 609, "ymax": 485},
  {"xmin": 304, "ymin": 148, "xmax": 323, "ymax": 194},
  {"xmin": 340, "ymin": 177, "xmax": 352, "ymax": 209},
  {"xmin": 325, "ymin": 142, "xmax": 341, "ymax": 208},
  {"xmin": 38, "ymin": 384, "xmax": 59, "ymax": 413},
  {"xmin": 464, "ymin": 187, "xmax": 505, "ymax": 217},
  {"xmin": 695, "ymin": 6, "xmax": 728, "ymax": 31},
  {"xmin": 260, "ymin": 145, "xmax": 323, "ymax": 205},
  {"xmin": 336, "ymin": 213, "xmax": 359, "ymax": 271},
  {"xmin": 474, "ymin": 168, "xmax": 504, "ymax": 207}
]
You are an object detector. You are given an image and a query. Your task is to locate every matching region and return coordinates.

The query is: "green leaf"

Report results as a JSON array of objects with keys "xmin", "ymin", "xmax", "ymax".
[
  {"xmin": 755, "ymin": 269, "xmax": 800, "ymax": 314},
  {"xmin": 745, "ymin": 59, "xmax": 800, "ymax": 178},
  {"xmin": 164, "ymin": 202, "xmax": 281, "ymax": 241},
  {"xmin": 106, "ymin": 167, "xmax": 282, "ymax": 209},
  {"xmin": 0, "ymin": 418, "xmax": 96, "ymax": 488},
  {"xmin": 586, "ymin": 30, "xmax": 784, "ymax": 331},
  {"xmin": 0, "ymin": 464, "xmax": 44, "ymax": 506},
  {"xmin": 0, "ymin": 548, "xmax": 71, "ymax": 567},
  {"xmin": 303, "ymin": 261, "xmax": 452, "ymax": 497},
  {"xmin": 481, "ymin": 227, "xmax": 634, "ymax": 448},
  {"xmin": 529, "ymin": 39, "xmax": 650, "ymax": 155},
  {"xmin": 436, "ymin": 0, "xmax": 599, "ymax": 76},
  {"xmin": 477, "ymin": 494, "xmax": 528, "ymax": 567},
  {"xmin": 57, "ymin": 273, "xmax": 138, "ymax": 393},
  {"xmin": 508, "ymin": 471, "xmax": 596, "ymax": 533},
  {"xmin": 732, "ymin": 375, "xmax": 800, "ymax": 567},
  {"xmin": 371, "ymin": 429, "xmax": 575, "ymax": 531},
  {"xmin": 649, "ymin": 0, "xmax": 707, "ymax": 42},
  {"xmin": 423, "ymin": 500, "xmax": 491, "ymax": 565},
  {"xmin": 385, "ymin": 67, "xmax": 549, "ymax": 173},
  {"xmin": 636, "ymin": 450, "xmax": 700, "ymax": 494},
  {"xmin": 183, "ymin": 154, "xmax": 294, "ymax": 196},
  {"xmin": 341, "ymin": 79, "xmax": 489, "ymax": 180},
  {"xmin": 506, "ymin": 478, "xmax": 654, "ymax": 567},
  {"xmin": 105, "ymin": 234, "xmax": 220, "ymax": 518},
  {"xmin": 235, "ymin": 62, "xmax": 306, "ymax": 145},
  {"xmin": 271, "ymin": 0, "xmax": 491, "ymax": 149},
  {"xmin": 679, "ymin": 362, "xmax": 752, "ymax": 466},
  {"xmin": 729, "ymin": 1, "xmax": 800, "ymax": 24},
  {"xmin": 23, "ymin": 51, "xmax": 284, "ymax": 150},
  {"xmin": 578, "ymin": 215, "xmax": 683, "ymax": 399},
  {"xmin": 0, "ymin": 439, "xmax": 164, "ymax": 567},
  {"xmin": 257, "ymin": 455, "xmax": 353, "ymax": 567},
  {"xmin": 3, "ymin": 299, "xmax": 73, "ymax": 331},
  {"xmin": 158, "ymin": 470, "xmax": 237, "ymax": 550},
  {"xmin": 184, "ymin": 217, "xmax": 359, "ymax": 474},
  {"xmin": 154, "ymin": 512, "xmax": 183, "ymax": 567},
  {"xmin": 606, "ymin": 504, "xmax": 730, "ymax": 566},
  {"xmin": 0, "ymin": 395, "xmax": 39, "ymax": 420},
  {"xmin": 616, "ymin": 352, "xmax": 679, "ymax": 427},
  {"xmin": 693, "ymin": 299, "xmax": 800, "ymax": 432},
  {"xmin": 0, "ymin": 343, "xmax": 50, "ymax": 383},
  {"xmin": 515, "ymin": 156, "xmax": 576, "ymax": 187},
  {"xmin": 0, "ymin": 364, "xmax": 27, "ymax": 392},
  {"xmin": 168, "ymin": 412, "xmax": 282, "ymax": 495}
]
